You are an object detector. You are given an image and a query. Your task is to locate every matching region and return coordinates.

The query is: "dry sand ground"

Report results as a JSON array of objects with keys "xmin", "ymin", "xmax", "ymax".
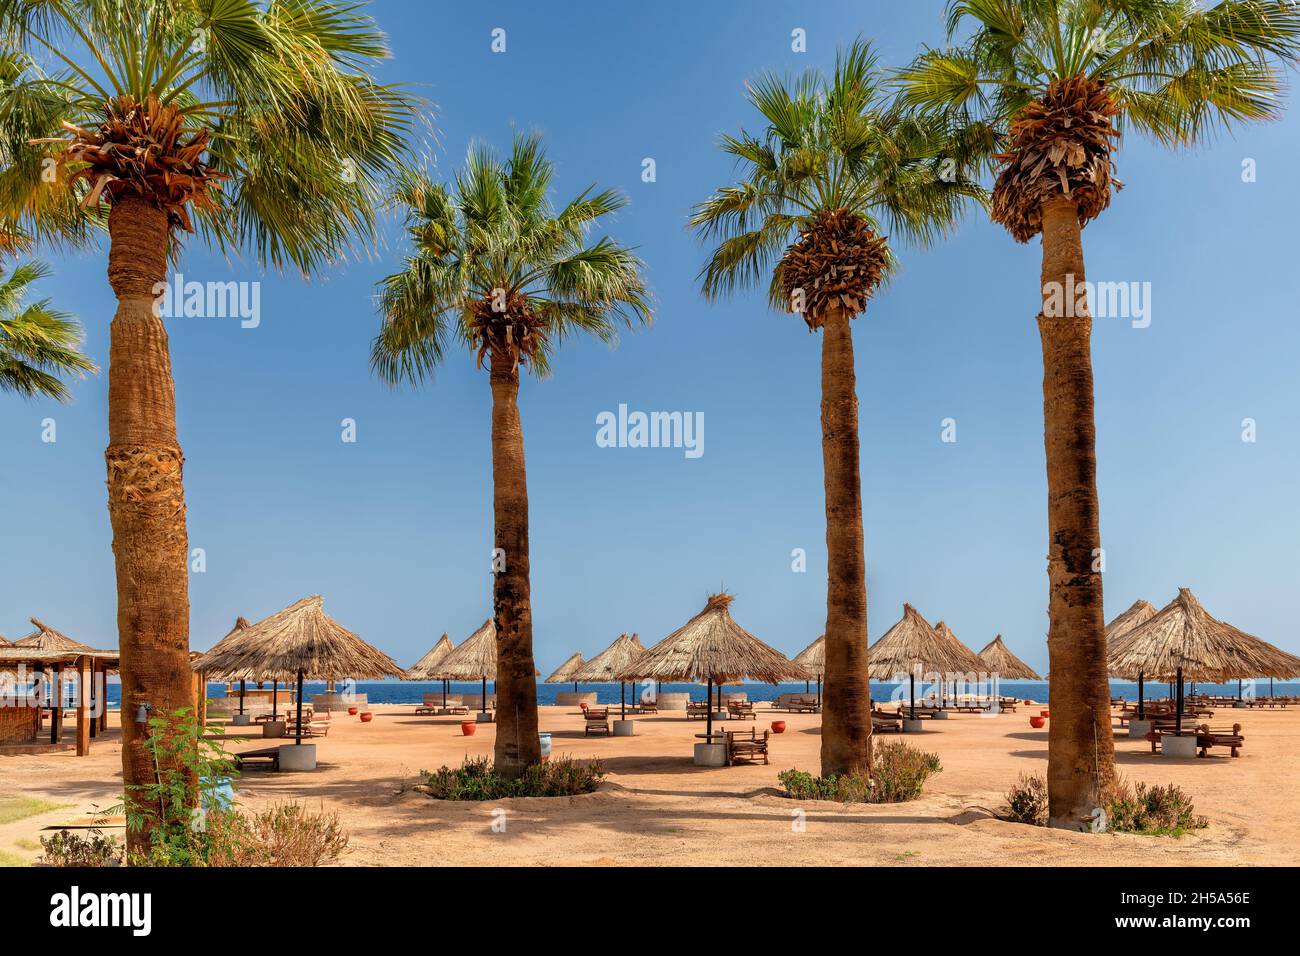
[{"xmin": 2, "ymin": 702, "xmax": 1296, "ymax": 866}]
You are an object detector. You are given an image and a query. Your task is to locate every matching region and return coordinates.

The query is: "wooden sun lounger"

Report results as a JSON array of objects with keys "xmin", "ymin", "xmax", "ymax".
[
  {"xmin": 998, "ymin": 698, "xmax": 1019, "ymax": 713},
  {"xmin": 686, "ymin": 701, "xmax": 711, "ymax": 720},
  {"xmin": 726, "ymin": 701, "xmax": 756, "ymax": 720},
  {"xmin": 872, "ymin": 714, "xmax": 903, "ymax": 733},
  {"xmin": 1145, "ymin": 721, "xmax": 1244, "ymax": 757},
  {"xmin": 233, "ymin": 747, "xmax": 280, "ymax": 771},
  {"xmin": 584, "ymin": 708, "xmax": 611, "ymax": 736},
  {"xmin": 784, "ymin": 698, "xmax": 821, "ymax": 713},
  {"xmin": 634, "ymin": 699, "xmax": 658, "ymax": 714},
  {"xmin": 724, "ymin": 726, "xmax": 770, "ymax": 765}
]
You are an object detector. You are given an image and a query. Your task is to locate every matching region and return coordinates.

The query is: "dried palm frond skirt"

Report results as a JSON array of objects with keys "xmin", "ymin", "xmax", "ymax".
[{"xmin": 780, "ymin": 209, "xmax": 889, "ymax": 330}]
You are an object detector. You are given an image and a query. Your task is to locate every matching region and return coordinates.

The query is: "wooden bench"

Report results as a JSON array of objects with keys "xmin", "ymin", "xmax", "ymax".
[
  {"xmin": 997, "ymin": 698, "xmax": 1019, "ymax": 713},
  {"xmin": 686, "ymin": 701, "xmax": 711, "ymax": 720},
  {"xmin": 233, "ymin": 747, "xmax": 280, "ymax": 771},
  {"xmin": 1146, "ymin": 721, "xmax": 1244, "ymax": 758},
  {"xmin": 726, "ymin": 701, "xmax": 756, "ymax": 720},
  {"xmin": 725, "ymin": 727, "xmax": 770, "ymax": 765},
  {"xmin": 872, "ymin": 713, "xmax": 903, "ymax": 733},
  {"xmin": 634, "ymin": 698, "xmax": 658, "ymax": 714},
  {"xmin": 584, "ymin": 708, "xmax": 611, "ymax": 736}
]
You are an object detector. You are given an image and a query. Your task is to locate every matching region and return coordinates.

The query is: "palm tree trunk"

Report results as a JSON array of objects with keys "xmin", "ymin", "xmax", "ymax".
[
  {"xmin": 818, "ymin": 304, "xmax": 871, "ymax": 777},
  {"xmin": 489, "ymin": 358, "xmax": 540, "ymax": 777},
  {"xmin": 105, "ymin": 198, "xmax": 193, "ymax": 856},
  {"xmin": 1037, "ymin": 197, "xmax": 1115, "ymax": 828}
]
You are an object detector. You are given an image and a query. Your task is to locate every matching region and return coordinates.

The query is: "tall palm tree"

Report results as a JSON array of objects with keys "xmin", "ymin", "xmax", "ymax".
[
  {"xmin": 372, "ymin": 133, "xmax": 651, "ymax": 778},
  {"xmin": 899, "ymin": 0, "xmax": 1300, "ymax": 827},
  {"xmin": 0, "ymin": 258, "xmax": 94, "ymax": 399},
  {"xmin": 690, "ymin": 41, "xmax": 984, "ymax": 777},
  {"xmin": 0, "ymin": 0, "xmax": 416, "ymax": 853}
]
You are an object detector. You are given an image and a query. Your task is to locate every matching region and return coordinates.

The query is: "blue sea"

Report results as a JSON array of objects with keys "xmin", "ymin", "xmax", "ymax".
[{"xmin": 95, "ymin": 679, "xmax": 1300, "ymax": 708}]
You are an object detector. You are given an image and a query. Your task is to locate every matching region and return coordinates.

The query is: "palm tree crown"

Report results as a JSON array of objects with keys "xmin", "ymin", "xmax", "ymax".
[
  {"xmin": 372, "ymin": 131, "xmax": 651, "ymax": 383},
  {"xmin": 0, "ymin": 0, "xmax": 417, "ymax": 269},
  {"xmin": 898, "ymin": 0, "xmax": 1300, "ymax": 240},
  {"xmin": 690, "ymin": 39, "xmax": 984, "ymax": 322},
  {"xmin": 0, "ymin": 258, "xmax": 94, "ymax": 400}
]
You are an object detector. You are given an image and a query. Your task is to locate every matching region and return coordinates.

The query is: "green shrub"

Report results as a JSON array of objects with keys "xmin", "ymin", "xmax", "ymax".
[
  {"xmin": 1105, "ymin": 779, "xmax": 1208, "ymax": 836},
  {"xmin": 1004, "ymin": 773, "xmax": 1049, "ymax": 826},
  {"xmin": 39, "ymin": 829, "xmax": 121, "ymax": 867},
  {"xmin": 419, "ymin": 756, "xmax": 605, "ymax": 800},
  {"xmin": 206, "ymin": 804, "xmax": 348, "ymax": 866},
  {"xmin": 779, "ymin": 741, "xmax": 941, "ymax": 804}
]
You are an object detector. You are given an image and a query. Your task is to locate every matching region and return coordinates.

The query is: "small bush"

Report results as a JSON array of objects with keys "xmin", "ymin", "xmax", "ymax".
[
  {"xmin": 1106, "ymin": 779, "xmax": 1208, "ymax": 837},
  {"xmin": 419, "ymin": 756, "xmax": 605, "ymax": 800},
  {"xmin": 1004, "ymin": 773, "xmax": 1049, "ymax": 826},
  {"xmin": 779, "ymin": 741, "xmax": 942, "ymax": 804},
  {"xmin": 39, "ymin": 829, "xmax": 121, "ymax": 867},
  {"xmin": 206, "ymin": 804, "xmax": 349, "ymax": 866}
]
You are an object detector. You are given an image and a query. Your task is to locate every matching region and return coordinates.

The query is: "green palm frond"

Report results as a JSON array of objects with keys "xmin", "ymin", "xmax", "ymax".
[
  {"xmin": 0, "ymin": 0, "xmax": 421, "ymax": 273},
  {"xmin": 692, "ymin": 37, "xmax": 986, "ymax": 307},
  {"xmin": 371, "ymin": 133, "xmax": 652, "ymax": 387},
  {"xmin": 0, "ymin": 258, "xmax": 96, "ymax": 401},
  {"xmin": 899, "ymin": 0, "xmax": 1300, "ymax": 153}
]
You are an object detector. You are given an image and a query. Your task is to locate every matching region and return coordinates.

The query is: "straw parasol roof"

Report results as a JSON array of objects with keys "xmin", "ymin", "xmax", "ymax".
[
  {"xmin": 615, "ymin": 594, "xmax": 805, "ymax": 684},
  {"xmin": 405, "ymin": 633, "xmax": 455, "ymax": 680},
  {"xmin": 868, "ymin": 604, "xmax": 981, "ymax": 680},
  {"xmin": 792, "ymin": 634, "xmax": 825, "ymax": 678},
  {"xmin": 433, "ymin": 619, "xmax": 497, "ymax": 679},
  {"xmin": 544, "ymin": 651, "xmax": 585, "ymax": 684},
  {"xmin": 575, "ymin": 633, "xmax": 646, "ymax": 682},
  {"xmin": 1105, "ymin": 599, "xmax": 1158, "ymax": 651},
  {"xmin": 1108, "ymin": 588, "xmax": 1300, "ymax": 682},
  {"xmin": 977, "ymin": 634, "xmax": 1042, "ymax": 680},
  {"xmin": 932, "ymin": 621, "xmax": 986, "ymax": 673},
  {"xmin": 13, "ymin": 618, "xmax": 91, "ymax": 652},
  {"xmin": 191, "ymin": 596, "xmax": 402, "ymax": 681}
]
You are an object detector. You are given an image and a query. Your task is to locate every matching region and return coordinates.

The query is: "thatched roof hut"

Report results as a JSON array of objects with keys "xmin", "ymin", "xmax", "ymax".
[
  {"xmin": 1105, "ymin": 599, "xmax": 1158, "ymax": 652},
  {"xmin": 615, "ymin": 594, "xmax": 803, "ymax": 735},
  {"xmin": 192, "ymin": 597, "xmax": 401, "ymax": 682},
  {"xmin": 1108, "ymin": 588, "xmax": 1300, "ymax": 683},
  {"xmin": 977, "ymin": 634, "xmax": 1042, "ymax": 681},
  {"xmin": 932, "ymin": 621, "xmax": 985, "ymax": 673},
  {"xmin": 14, "ymin": 618, "xmax": 91, "ymax": 652},
  {"xmin": 792, "ymin": 634, "xmax": 825, "ymax": 678},
  {"xmin": 868, "ymin": 605, "xmax": 979, "ymax": 680},
  {"xmin": 405, "ymin": 633, "xmax": 455, "ymax": 681},
  {"xmin": 575, "ymin": 634, "xmax": 646, "ymax": 683},
  {"xmin": 435, "ymin": 619, "xmax": 497, "ymax": 680},
  {"xmin": 617, "ymin": 595, "xmax": 804, "ymax": 685},
  {"xmin": 544, "ymin": 652, "xmax": 585, "ymax": 684}
]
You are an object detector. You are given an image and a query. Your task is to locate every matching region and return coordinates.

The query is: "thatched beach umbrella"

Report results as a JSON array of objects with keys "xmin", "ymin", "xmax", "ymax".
[
  {"xmin": 615, "ymin": 593, "xmax": 805, "ymax": 739},
  {"xmin": 198, "ymin": 617, "xmax": 255, "ymax": 717},
  {"xmin": 435, "ymin": 619, "xmax": 497, "ymax": 712},
  {"xmin": 193, "ymin": 596, "xmax": 402, "ymax": 744},
  {"xmin": 14, "ymin": 618, "xmax": 91, "ymax": 652},
  {"xmin": 978, "ymin": 634, "xmax": 1042, "ymax": 681},
  {"xmin": 1103, "ymin": 599, "xmax": 1158, "ymax": 716},
  {"xmin": 544, "ymin": 651, "xmax": 585, "ymax": 693},
  {"xmin": 1109, "ymin": 588, "xmax": 1300, "ymax": 733},
  {"xmin": 932, "ymin": 621, "xmax": 985, "ymax": 705},
  {"xmin": 792, "ymin": 634, "xmax": 825, "ymax": 703},
  {"xmin": 575, "ymin": 634, "xmax": 645, "ymax": 719},
  {"xmin": 868, "ymin": 604, "xmax": 977, "ymax": 718},
  {"xmin": 406, "ymin": 633, "xmax": 456, "ymax": 707}
]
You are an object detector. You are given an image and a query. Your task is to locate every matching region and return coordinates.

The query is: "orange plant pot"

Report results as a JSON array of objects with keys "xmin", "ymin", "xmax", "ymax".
[
  {"xmin": 347, "ymin": 707, "xmax": 358, "ymax": 716},
  {"xmin": 359, "ymin": 712, "xmax": 373, "ymax": 723},
  {"xmin": 771, "ymin": 721, "xmax": 786, "ymax": 734},
  {"xmin": 1040, "ymin": 710, "xmax": 1050, "ymax": 718},
  {"xmin": 1030, "ymin": 716, "xmax": 1046, "ymax": 729},
  {"xmin": 461, "ymin": 721, "xmax": 477, "ymax": 736}
]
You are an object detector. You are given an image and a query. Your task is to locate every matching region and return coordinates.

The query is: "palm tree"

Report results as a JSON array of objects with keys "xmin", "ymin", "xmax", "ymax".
[
  {"xmin": 0, "ymin": 258, "xmax": 95, "ymax": 399},
  {"xmin": 371, "ymin": 133, "xmax": 651, "ymax": 778},
  {"xmin": 0, "ymin": 0, "xmax": 416, "ymax": 853},
  {"xmin": 899, "ymin": 0, "xmax": 1300, "ymax": 827},
  {"xmin": 690, "ymin": 41, "xmax": 984, "ymax": 777}
]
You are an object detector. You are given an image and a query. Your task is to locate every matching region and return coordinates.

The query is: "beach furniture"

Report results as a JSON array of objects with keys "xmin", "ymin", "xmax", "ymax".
[
  {"xmin": 726, "ymin": 699, "xmax": 756, "ymax": 720},
  {"xmin": 998, "ymin": 697, "xmax": 1019, "ymax": 713},
  {"xmin": 724, "ymin": 726, "xmax": 770, "ymax": 765},
  {"xmin": 634, "ymin": 697, "xmax": 658, "ymax": 714},
  {"xmin": 1145, "ymin": 721, "xmax": 1244, "ymax": 758},
  {"xmin": 584, "ymin": 707, "xmax": 611, "ymax": 736},
  {"xmin": 233, "ymin": 746, "xmax": 280, "ymax": 771},
  {"xmin": 686, "ymin": 701, "xmax": 711, "ymax": 720},
  {"xmin": 872, "ymin": 712, "xmax": 903, "ymax": 733}
]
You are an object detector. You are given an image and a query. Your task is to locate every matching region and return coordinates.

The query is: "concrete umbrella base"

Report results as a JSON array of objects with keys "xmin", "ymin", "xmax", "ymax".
[
  {"xmin": 278, "ymin": 743, "xmax": 317, "ymax": 771},
  {"xmin": 230, "ymin": 713, "xmax": 252, "ymax": 726},
  {"xmin": 1128, "ymin": 719, "xmax": 1153, "ymax": 738},
  {"xmin": 902, "ymin": 719, "xmax": 926, "ymax": 733},
  {"xmin": 693, "ymin": 742, "xmax": 727, "ymax": 767},
  {"xmin": 1162, "ymin": 734, "xmax": 1198, "ymax": 758},
  {"xmin": 612, "ymin": 719, "xmax": 635, "ymax": 737}
]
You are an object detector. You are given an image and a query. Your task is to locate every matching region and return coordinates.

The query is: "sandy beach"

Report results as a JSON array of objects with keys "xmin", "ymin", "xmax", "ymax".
[{"xmin": 2, "ymin": 701, "xmax": 1296, "ymax": 866}]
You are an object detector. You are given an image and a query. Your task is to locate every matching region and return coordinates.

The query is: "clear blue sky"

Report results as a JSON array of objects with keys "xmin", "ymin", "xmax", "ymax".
[{"xmin": 3, "ymin": 1, "xmax": 1297, "ymax": 674}]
